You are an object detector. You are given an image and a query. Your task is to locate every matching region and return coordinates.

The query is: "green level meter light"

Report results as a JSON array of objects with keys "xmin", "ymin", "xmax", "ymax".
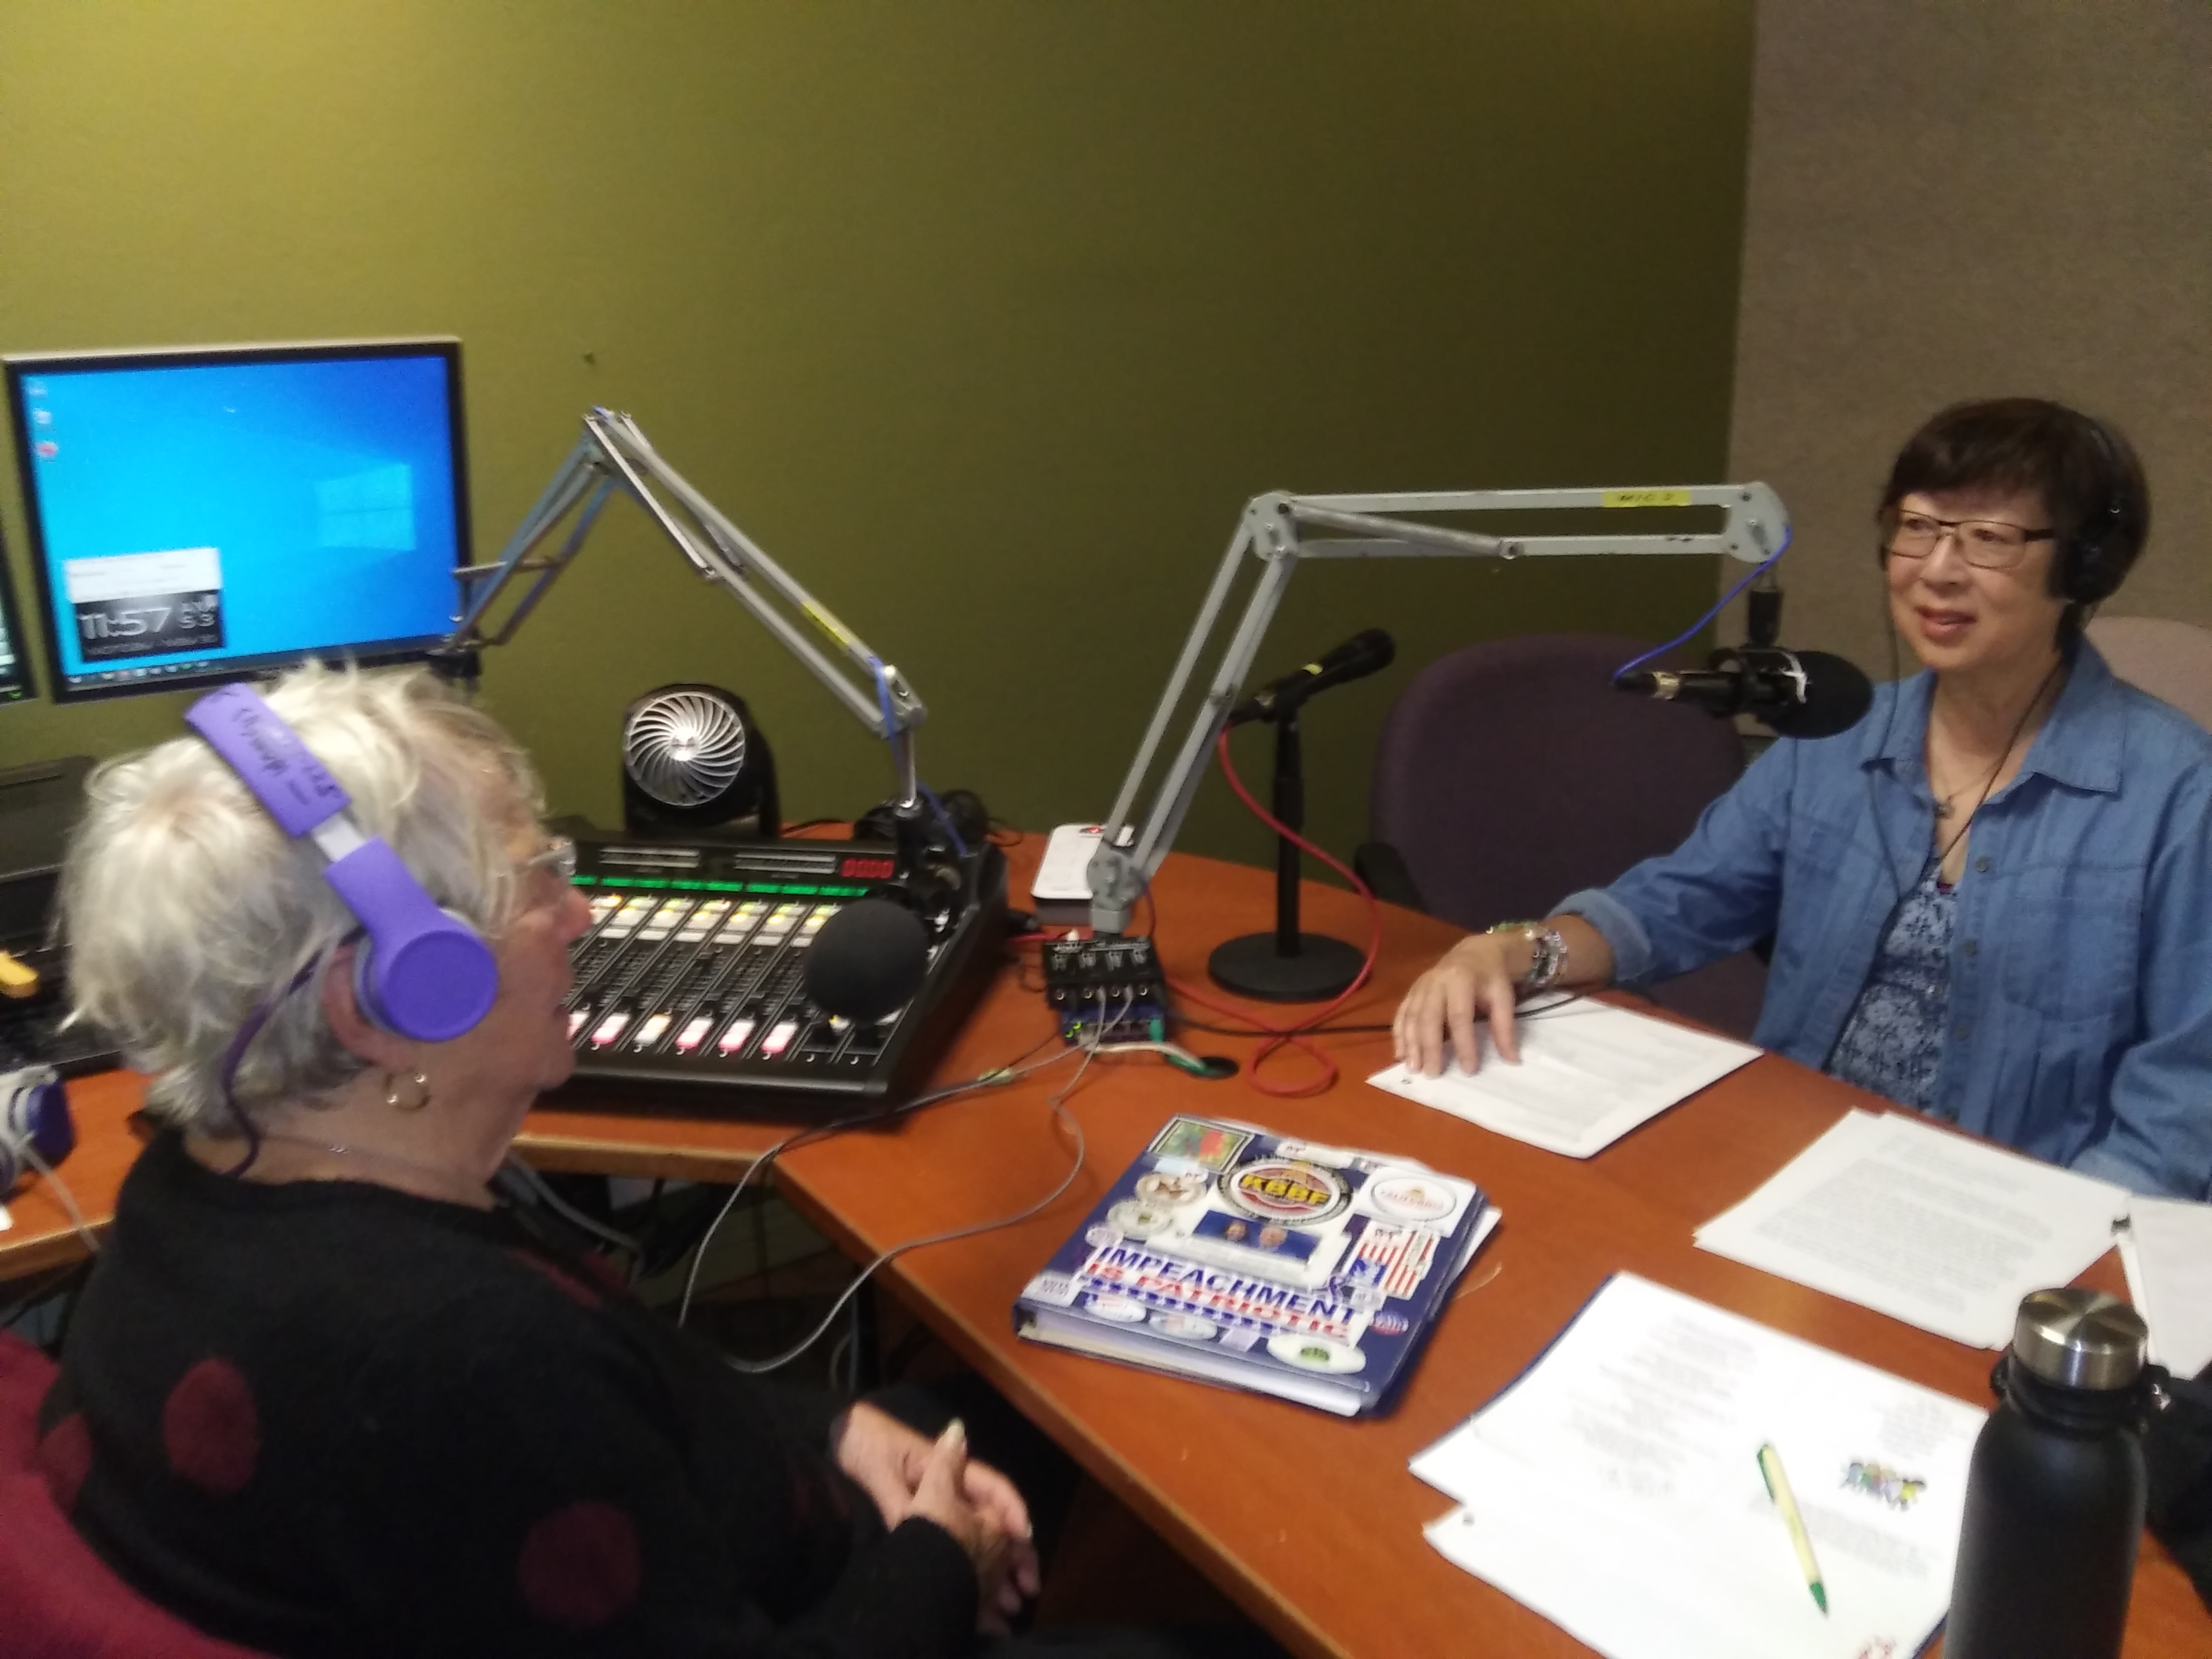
[{"xmin": 571, "ymin": 875, "xmax": 875, "ymax": 897}]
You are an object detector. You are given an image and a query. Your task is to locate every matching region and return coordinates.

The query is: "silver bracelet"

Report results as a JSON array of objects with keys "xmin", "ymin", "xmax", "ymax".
[{"xmin": 1488, "ymin": 921, "xmax": 1568, "ymax": 992}]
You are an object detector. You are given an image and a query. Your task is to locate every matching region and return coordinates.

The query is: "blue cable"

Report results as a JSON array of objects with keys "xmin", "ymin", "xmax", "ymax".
[
  {"xmin": 1611, "ymin": 525, "xmax": 1793, "ymax": 680},
  {"xmin": 864, "ymin": 655, "xmax": 899, "ymax": 737},
  {"xmin": 918, "ymin": 783, "xmax": 968, "ymax": 859},
  {"xmin": 865, "ymin": 655, "xmax": 967, "ymax": 857}
]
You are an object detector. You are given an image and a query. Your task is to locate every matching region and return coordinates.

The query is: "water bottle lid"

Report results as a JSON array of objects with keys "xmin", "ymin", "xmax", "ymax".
[{"xmin": 2009, "ymin": 1288, "xmax": 2147, "ymax": 1391}]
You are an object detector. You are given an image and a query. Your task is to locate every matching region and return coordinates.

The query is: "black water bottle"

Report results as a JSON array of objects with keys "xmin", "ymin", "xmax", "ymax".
[{"xmin": 1948, "ymin": 1288, "xmax": 2150, "ymax": 1659}]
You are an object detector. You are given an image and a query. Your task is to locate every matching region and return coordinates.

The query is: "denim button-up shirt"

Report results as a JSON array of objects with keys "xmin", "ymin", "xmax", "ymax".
[{"xmin": 1558, "ymin": 643, "xmax": 2212, "ymax": 1198}]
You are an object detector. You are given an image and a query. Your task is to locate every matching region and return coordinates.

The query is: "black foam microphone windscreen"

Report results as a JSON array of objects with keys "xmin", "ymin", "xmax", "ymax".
[
  {"xmin": 1616, "ymin": 648, "xmax": 1873, "ymax": 740},
  {"xmin": 1765, "ymin": 650, "xmax": 1875, "ymax": 739},
  {"xmin": 803, "ymin": 899, "xmax": 930, "ymax": 1022}
]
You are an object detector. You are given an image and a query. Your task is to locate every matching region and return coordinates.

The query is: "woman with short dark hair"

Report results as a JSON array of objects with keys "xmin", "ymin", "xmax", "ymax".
[{"xmin": 1394, "ymin": 398, "xmax": 2212, "ymax": 1199}]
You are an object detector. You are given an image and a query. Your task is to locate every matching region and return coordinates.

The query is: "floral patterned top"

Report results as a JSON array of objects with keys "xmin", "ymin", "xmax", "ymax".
[{"xmin": 1827, "ymin": 858, "xmax": 1957, "ymax": 1115}]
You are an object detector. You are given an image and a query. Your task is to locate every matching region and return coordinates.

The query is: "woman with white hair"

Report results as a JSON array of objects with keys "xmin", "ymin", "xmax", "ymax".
[{"xmin": 35, "ymin": 665, "xmax": 1069, "ymax": 1658}]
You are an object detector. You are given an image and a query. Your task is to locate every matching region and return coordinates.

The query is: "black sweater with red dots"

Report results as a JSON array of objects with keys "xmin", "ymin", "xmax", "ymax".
[{"xmin": 38, "ymin": 1130, "xmax": 979, "ymax": 1658}]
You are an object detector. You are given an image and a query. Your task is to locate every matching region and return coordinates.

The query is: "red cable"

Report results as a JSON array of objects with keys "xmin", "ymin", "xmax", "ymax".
[{"xmin": 1164, "ymin": 731, "xmax": 1386, "ymax": 1096}]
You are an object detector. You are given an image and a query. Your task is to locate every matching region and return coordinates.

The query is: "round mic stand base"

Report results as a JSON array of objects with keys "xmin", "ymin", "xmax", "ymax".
[
  {"xmin": 1208, "ymin": 708, "xmax": 1368, "ymax": 1002},
  {"xmin": 1206, "ymin": 930, "xmax": 1366, "ymax": 1003}
]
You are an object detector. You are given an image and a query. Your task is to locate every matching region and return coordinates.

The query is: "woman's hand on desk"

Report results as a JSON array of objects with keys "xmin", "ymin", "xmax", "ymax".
[
  {"xmin": 1394, "ymin": 935, "xmax": 1529, "ymax": 1076},
  {"xmin": 1393, "ymin": 916, "xmax": 1612, "ymax": 1077},
  {"xmin": 834, "ymin": 1404, "xmax": 1040, "ymax": 1630}
]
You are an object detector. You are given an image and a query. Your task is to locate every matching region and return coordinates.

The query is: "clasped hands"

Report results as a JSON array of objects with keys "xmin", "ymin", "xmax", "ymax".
[{"xmin": 834, "ymin": 1402, "xmax": 1041, "ymax": 1633}]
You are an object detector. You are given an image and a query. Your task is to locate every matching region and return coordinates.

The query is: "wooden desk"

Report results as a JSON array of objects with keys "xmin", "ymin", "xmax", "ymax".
[
  {"xmin": 1, "ymin": 1071, "xmax": 150, "ymax": 1279},
  {"xmin": 0, "ymin": 1073, "xmax": 797, "ymax": 1277},
  {"xmin": 9, "ymin": 846, "xmax": 2204, "ymax": 1656},
  {"xmin": 767, "ymin": 846, "xmax": 2205, "ymax": 1659}
]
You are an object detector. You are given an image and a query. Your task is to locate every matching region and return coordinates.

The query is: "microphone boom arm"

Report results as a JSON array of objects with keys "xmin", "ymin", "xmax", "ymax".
[
  {"xmin": 436, "ymin": 408, "xmax": 927, "ymax": 810},
  {"xmin": 1088, "ymin": 483, "xmax": 1788, "ymax": 933}
]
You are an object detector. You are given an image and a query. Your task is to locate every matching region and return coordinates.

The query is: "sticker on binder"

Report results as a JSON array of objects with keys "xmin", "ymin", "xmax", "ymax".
[
  {"xmin": 1022, "ymin": 1271, "xmax": 1080, "ymax": 1308},
  {"xmin": 1345, "ymin": 1223, "xmax": 1439, "ymax": 1300},
  {"xmin": 1148, "ymin": 1118, "xmax": 1253, "ymax": 1170},
  {"xmin": 1221, "ymin": 1158, "xmax": 1350, "ymax": 1227},
  {"xmin": 1268, "ymin": 1333, "xmax": 1367, "ymax": 1373},
  {"xmin": 1191, "ymin": 1208, "xmax": 1319, "ymax": 1265},
  {"xmin": 1365, "ymin": 1171, "xmax": 1462, "ymax": 1225}
]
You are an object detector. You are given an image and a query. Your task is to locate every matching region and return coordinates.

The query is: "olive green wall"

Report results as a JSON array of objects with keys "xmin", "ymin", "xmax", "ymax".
[{"xmin": 0, "ymin": 2, "xmax": 1753, "ymax": 873}]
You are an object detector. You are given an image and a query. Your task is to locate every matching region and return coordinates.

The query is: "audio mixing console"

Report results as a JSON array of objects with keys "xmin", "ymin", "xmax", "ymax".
[{"xmin": 557, "ymin": 832, "xmax": 1007, "ymax": 1118}]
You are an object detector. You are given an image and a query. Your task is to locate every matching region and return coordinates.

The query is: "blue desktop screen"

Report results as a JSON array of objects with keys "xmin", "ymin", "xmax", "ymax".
[{"xmin": 8, "ymin": 345, "xmax": 465, "ymax": 699}]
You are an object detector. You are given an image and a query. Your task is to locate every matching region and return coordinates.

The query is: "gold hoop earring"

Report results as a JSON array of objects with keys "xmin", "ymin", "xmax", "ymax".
[{"xmin": 384, "ymin": 1070, "xmax": 432, "ymax": 1113}]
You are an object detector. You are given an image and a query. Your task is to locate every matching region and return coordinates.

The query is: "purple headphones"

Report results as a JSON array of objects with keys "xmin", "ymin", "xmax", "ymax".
[
  {"xmin": 185, "ymin": 684, "xmax": 500, "ymax": 1043},
  {"xmin": 0, "ymin": 1065, "xmax": 73, "ymax": 1191}
]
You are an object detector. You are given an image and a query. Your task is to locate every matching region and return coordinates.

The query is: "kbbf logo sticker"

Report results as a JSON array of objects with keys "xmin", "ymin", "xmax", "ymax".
[{"xmin": 1221, "ymin": 1159, "xmax": 1349, "ymax": 1226}]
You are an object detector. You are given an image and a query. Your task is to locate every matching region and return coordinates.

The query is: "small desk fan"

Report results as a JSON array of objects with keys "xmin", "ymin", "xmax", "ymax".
[{"xmin": 621, "ymin": 683, "xmax": 779, "ymax": 838}]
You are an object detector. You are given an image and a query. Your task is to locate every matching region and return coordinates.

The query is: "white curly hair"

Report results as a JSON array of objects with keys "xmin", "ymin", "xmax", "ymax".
[{"xmin": 61, "ymin": 664, "xmax": 544, "ymax": 1132}]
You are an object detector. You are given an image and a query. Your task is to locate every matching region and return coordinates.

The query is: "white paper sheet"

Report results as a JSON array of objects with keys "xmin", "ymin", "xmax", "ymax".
[
  {"xmin": 2118, "ymin": 1195, "xmax": 2212, "ymax": 1376},
  {"xmin": 1694, "ymin": 1110, "xmax": 2129, "ymax": 1348},
  {"xmin": 1412, "ymin": 1273, "xmax": 1984, "ymax": 1659},
  {"xmin": 1366, "ymin": 999, "xmax": 1760, "ymax": 1158}
]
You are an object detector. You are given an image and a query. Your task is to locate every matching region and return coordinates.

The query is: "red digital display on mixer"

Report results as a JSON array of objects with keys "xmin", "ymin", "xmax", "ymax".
[{"xmin": 840, "ymin": 856, "xmax": 897, "ymax": 880}]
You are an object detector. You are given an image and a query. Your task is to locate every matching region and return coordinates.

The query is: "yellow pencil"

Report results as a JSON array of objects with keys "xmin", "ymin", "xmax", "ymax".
[{"xmin": 1757, "ymin": 1441, "xmax": 1829, "ymax": 1616}]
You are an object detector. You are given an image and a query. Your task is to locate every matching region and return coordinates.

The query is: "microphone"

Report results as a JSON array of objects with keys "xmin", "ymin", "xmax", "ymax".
[
  {"xmin": 1616, "ymin": 647, "xmax": 1872, "ymax": 739},
  {"xmin": 802, "ymin": 899, "xmax": 930, "ymax": 1022},
  {"xmin": 1227, "ymin": 629, "xmax": 1395, "ymax": 726}
]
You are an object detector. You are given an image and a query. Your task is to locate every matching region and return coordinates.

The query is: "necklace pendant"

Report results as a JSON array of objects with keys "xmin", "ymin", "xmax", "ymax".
[{"xmin": 1932, "ymin": 798, "xmax": 1955, "ymax": 820}]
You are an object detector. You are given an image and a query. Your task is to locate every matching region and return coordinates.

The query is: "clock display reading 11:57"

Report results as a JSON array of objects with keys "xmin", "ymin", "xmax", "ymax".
[{"xmin": 60, "ymin": 546, "xmax": 228, "ymax": 663}]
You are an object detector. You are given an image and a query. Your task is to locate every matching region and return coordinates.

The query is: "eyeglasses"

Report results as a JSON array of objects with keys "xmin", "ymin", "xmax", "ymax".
[
  {"xmin": 1884, "ymin": 510, "xmax": 2055, "ymax": 571},
  {"xmin": 518, "ymin": 835, "xmax": 577, "ymax": 884}
]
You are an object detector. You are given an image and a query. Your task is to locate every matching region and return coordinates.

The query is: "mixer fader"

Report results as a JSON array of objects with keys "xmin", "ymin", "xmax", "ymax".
[{"xmin": 556, "ymin": 832, "xmax": 1006, "ymax": 1118}]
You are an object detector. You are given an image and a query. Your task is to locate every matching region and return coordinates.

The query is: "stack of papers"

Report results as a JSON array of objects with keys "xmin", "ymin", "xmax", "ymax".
[
  {"xmin": 1368, "ymin": 998, "xmax": 1760, "ymax": 1158},
  {"xmin": 2118, "ymin": 1196, "xmax": 2212, "ymax": 1376},
  {"xmin": 1412, "ymin": 1273, "xmax": 1985, "ymax": 1659},
  {"xmin": 1695, "ymin": 1110, "xmax": 2129, "ymax": 1349}
]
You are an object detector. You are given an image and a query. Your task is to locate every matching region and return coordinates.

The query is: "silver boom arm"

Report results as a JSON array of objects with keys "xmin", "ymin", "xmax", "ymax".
[
  {"xmin": 1086, "ymin": 483, "xmax": 1790, "ymax": 933},
  {"xmin": 442, "ymin": 408, "xmax": 926, "ymax": 808}
]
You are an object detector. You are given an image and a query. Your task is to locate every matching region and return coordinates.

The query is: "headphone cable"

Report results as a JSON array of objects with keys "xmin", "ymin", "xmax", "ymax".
[{"xmin": 14, "ymin": 1136, "xmax": 100, "ymax": 1257}]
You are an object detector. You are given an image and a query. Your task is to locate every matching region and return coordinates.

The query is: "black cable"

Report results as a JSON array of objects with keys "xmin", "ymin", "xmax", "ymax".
[
  {"xmin": 1931, "ymin": 657, "xmax": 2064, "ymax": 869},
  {"xmin": 1171, "ymin": 996, "xmax": 1591, "ymax": 1042},
  {"xmin": 674, "ymin": 1029, "xmax": 1068, "ymax": 1330},
  {"xmin": 706, "ymin": 1015, "xmax": 1105, "ymax": 1374},
  {"xmin": 1173, "ymin": 1014, "xmax": 1394, "ymax": 1038},
  {"xmin": 1869, "ymin": 597, "xmax": 1908, "ymax": 912}
]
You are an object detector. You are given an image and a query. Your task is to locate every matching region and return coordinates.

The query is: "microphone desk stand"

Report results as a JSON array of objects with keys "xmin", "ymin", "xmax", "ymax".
[{"xmin": 1208, "ymin": 708, "xmax": 1366, "ymax": 1002}]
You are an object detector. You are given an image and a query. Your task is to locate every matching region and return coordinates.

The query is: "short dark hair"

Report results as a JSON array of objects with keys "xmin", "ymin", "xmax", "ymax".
[{"xmin": 1879, "ymin": 399, "xmax": 2150, "ymax": 619}]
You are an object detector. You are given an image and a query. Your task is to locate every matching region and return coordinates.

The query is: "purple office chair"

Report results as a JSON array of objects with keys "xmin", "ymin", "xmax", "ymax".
[{"xmin": 1358, "ymin": 633, "xmax": 1767, "ymax": 1038}]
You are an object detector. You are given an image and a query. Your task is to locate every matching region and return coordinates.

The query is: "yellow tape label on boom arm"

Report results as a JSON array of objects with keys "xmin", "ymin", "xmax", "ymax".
[
  {"xmin": 801, "ymin": 600, "xmax": 857, "ymax": 650},
  {"xmin": 1601, "ymin": 488, "xmax": 1693, "ymax": 509}
]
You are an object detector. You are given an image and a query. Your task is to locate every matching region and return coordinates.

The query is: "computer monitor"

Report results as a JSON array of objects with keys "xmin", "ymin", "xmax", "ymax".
[
  {"xmin": 0, "ymin": 525, "xmax": 32, "ymax": 704},
  {"xmin": 3, "ymin": 338, "xmax": 468, "ymax": 701}
]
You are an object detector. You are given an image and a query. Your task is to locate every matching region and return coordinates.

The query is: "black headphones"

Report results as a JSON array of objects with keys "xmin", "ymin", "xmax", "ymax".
[{"xmin": 2059, "ymin": 415, "xmax": 2129, "ymax": 607}]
